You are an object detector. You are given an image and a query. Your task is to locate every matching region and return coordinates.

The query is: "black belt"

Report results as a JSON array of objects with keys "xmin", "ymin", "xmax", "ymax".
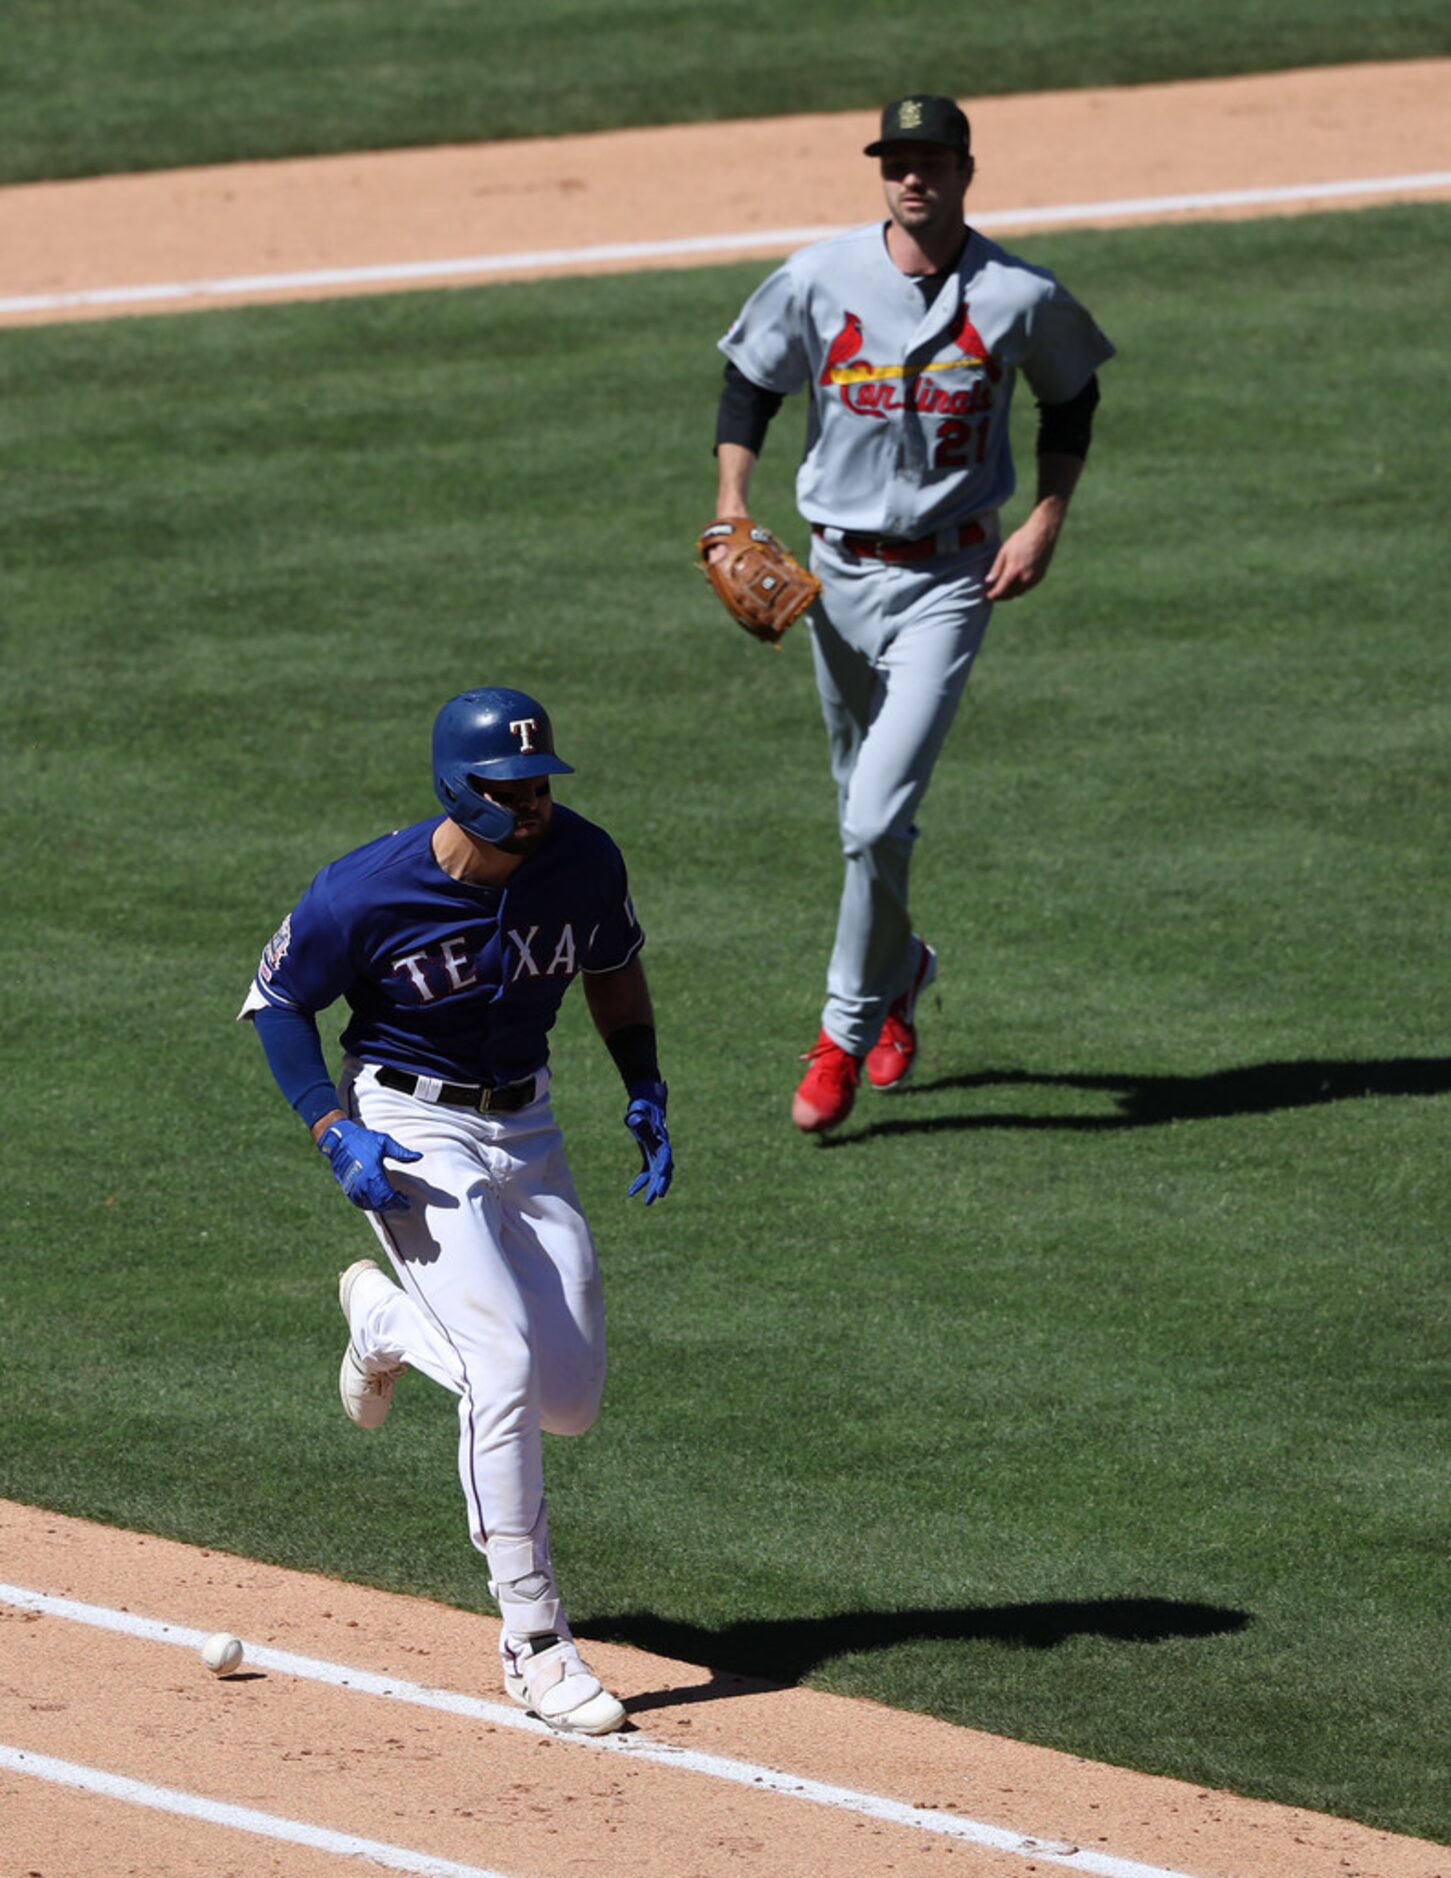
[
  {"xmin": 376, "ymin": 1066, "xmax": 538, "ymax": 1113},
  {"xmin": 812, "ymin": 521, "xmax": 985, "ymax": 562}
]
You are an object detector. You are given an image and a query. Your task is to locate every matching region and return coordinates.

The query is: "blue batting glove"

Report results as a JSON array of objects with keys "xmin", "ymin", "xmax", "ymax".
[
  {"xmin": 318, "ymin": 1120, "xmax": 422, "ymax": 1213},
  {"xmin": 624, "ymin": 1079, "xmax": 673, "ymax": 1206}
]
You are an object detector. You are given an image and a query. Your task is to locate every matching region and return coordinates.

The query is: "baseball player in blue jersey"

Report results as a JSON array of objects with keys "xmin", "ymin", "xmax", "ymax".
[
  {"xmin": 239, "ymin": 687, "xmax": 672, "ymax": 1735},
  {"xmin": 708, "ymin": 94, "xmax": 1114, "ymax": 1132}
]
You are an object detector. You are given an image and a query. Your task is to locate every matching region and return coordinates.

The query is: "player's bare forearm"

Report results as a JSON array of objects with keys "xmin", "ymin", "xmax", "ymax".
[
  {"xmin": 985, "ymin": 452, "xmax": 1085, "ymax": 602},
  {"xmin": 583, "ymin": 957, "xmax": 656, "ymax": 1041},
  {"xmin": 713, "ymin": 444, "xmax": 757, "ymax": 520}
]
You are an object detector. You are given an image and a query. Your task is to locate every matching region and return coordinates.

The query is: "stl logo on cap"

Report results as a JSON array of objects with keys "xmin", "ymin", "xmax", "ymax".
[{"xmin": 897, "ymin": 99, "xmax": 924, "ymax": 130}]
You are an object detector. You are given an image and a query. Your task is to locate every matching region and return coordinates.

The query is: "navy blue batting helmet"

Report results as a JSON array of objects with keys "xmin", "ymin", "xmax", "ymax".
[{"xmin": 432, "ymin": 687, "xmax": 574, "ymax": 842}]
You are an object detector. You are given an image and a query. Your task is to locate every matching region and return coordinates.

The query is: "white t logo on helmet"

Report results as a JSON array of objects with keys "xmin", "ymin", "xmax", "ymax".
[{"xmin": 509, "ymin": 717, "xmax": 539, "ymax": 752}]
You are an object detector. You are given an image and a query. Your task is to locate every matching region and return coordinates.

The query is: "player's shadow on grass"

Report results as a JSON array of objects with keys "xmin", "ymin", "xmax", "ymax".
[
  {"xmin": 592, "ymin": 1596, "xmax": 1252, "ymax": 1715},
  {"xmin": 830, "ymin": 1055, "xmax": 1451, "ymax": 1143}
]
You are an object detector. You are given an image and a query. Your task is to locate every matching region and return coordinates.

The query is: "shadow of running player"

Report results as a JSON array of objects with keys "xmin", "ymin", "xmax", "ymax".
[
  {"xmin": 587, "ymin": 1596, "xmax": 1252, "ymax": 1715},
  {"xmin": 823, "ymin": 1054, "xmax": 1451, "ymax": 1143}
]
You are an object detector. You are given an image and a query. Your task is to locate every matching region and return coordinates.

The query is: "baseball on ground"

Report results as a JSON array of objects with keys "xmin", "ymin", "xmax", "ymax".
[{"xmin": 200, "ymin": 1631, "xmax": 245, "ymax": 1676}]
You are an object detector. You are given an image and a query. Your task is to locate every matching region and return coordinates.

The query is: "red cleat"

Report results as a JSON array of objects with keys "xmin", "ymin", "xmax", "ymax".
[
  {"xmin": 792, "ymin": 1028, "xmax": 863, "ymax": 1133},
  {"xmin": 866, "ymin": 942, "xmax": 938, "ymax": 1091}
]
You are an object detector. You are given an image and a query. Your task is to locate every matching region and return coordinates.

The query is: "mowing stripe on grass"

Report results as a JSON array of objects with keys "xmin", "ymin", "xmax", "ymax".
[
  {"xmin": 2, "ymin": 170, "xmax": 1448, "ymax": 319},
  {"xmin": 0, "ymin": 1581, "xmax": 1200, "ymax": 1877},
  {"xmin": 0, "ymin": 1742, "xmax": 513, "ymax": 1878}
]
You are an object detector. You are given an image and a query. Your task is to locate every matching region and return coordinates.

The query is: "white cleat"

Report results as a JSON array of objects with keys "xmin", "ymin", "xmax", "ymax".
[
  {"xmin": 338, "ymin": 1259, "xmax": 405, "ymax": 1430},
  {"xmin": 501, "ymin": 1632, "xmax": 626, "ymax": 1736}
]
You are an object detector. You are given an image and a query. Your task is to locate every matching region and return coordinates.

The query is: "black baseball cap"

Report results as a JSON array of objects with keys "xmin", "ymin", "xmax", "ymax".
[{"xmin": 864, "ymin": 95, "xmax": 971, "ymax": 158}]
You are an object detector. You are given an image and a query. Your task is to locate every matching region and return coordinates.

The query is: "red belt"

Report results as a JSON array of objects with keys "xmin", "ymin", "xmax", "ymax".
[{"xmin": 813, "ymin": 522, "xmax": 985, "ymax": 563}]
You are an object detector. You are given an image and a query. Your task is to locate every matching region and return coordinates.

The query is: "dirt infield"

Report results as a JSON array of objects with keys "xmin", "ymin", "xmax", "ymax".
[
  {"xmin": 1, "ymin": 61, "xmax": 1449, "ymax": 325},
  {"xmin": 3, "ymin": 1502, "xmax": 1445, "ymax": 1877}
]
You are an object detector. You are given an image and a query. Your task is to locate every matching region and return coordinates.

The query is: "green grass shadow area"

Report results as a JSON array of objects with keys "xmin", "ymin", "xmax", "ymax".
[
  {"xmin": 1, "ymin": 0, "xmax": 1449, "ymax": 182},
  {"xmin": 2, "ymin": 203, "xmax": 1448, "ymax": 1842}
]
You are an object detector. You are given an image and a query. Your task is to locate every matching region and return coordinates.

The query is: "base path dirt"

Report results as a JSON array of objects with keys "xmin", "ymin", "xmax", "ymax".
[
  {"xmin": 1, "ymin": 61, "xmax": 1449, "ymax": 325},
  {"xmin": 1, "ymin": 1502, "xmax": 1444, "ymax": 1877}
]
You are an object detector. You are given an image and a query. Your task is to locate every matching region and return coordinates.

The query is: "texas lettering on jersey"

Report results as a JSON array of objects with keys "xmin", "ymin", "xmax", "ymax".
[
  {"xmin": 818, "ymin": 303, "xmax": 1003, "ymax": 418},
  {"xmin": 390, "ymin": 923, "xmax": 581, "ymax": 1002}
]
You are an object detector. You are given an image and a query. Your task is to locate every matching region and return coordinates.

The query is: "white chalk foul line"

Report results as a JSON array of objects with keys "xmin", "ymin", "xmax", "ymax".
[
  {"xmin": 976, "ymin": 168, "xmax": 1451, "ymax": 226},
  {"xmin": 2, "ymin": 169, "xmax": 1448, "ymax": 317},
  {"xmin": 0, "ymin": 1580, "xmax": 1197, "ymax": 1878},
  {"xmin": 0, "ymin": 1743, "xmax": 512, "ymax": 1878}
]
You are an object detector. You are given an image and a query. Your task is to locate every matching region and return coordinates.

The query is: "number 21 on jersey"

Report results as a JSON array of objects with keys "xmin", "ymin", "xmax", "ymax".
[{"xmin": 933, "ymin": 416, "xmax": 990, "ymax": 469}]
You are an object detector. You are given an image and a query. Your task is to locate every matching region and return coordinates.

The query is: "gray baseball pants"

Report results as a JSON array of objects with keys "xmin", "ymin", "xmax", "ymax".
[{"xmin": 807, "ymin": 532, "xmax": 995, "ymax": 1057}]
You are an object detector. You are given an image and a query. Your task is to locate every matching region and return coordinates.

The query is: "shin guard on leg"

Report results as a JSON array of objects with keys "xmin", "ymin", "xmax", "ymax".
[
  {"xmin": 485, "ymin": 1508, "xmax": 625, "ymax": 1735},
  {"xmin": 485, "ymin": 1507, "xmax": 566, "ymax": 1641}
]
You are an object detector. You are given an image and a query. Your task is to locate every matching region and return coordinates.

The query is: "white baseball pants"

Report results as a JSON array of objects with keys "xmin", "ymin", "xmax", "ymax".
[
  {"xmin": 808, "ymin": 533, "xmax": 996, "ymax": 1057},
  {"xmin": 337, "ymin": 1059, "xmax": 606, "ymax": 1562}
]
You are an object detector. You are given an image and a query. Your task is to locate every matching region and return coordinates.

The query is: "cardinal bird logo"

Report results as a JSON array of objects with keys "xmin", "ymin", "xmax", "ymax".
[
  {"xmin": 817, "ymin": 305, "xmax": 999, "ymax": 419},
  {"xmin": 820, "ymin": 311, "xmax": 866, "ymax": 386},
  {"xmin": 951, "ymin": 302, "xmax": 1002, "ymax": 382}
]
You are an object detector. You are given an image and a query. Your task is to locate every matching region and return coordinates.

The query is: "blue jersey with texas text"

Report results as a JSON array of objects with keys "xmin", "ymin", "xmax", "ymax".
[{"xmin": 248, "ymin": 808, "xmax": 643, "ymax": 1085}]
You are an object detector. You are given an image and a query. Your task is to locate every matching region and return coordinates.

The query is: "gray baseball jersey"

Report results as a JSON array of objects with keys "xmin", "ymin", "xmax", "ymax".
[{"xmin": 719, "ymin": 222, "xmax": 1114, "ymax": 538}]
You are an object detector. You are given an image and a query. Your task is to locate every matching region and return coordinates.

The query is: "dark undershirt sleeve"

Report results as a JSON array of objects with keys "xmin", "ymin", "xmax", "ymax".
[
  {"xmin": 1036, "ymin": 372, "xmax": 1100, "ymax": 460},
  {"xmin": 715, "ymin": 361, "xmax": 785, "ymax": 454},
  {"xmin": 253, "ymin": 1002, "xmax": 340, "ymax": 1128}
]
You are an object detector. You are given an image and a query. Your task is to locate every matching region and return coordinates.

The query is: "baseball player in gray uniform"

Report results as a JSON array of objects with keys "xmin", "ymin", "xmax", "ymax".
[{"xmin": 710, "ymin": 94, "xmax": 1114, "ymax": 1132}]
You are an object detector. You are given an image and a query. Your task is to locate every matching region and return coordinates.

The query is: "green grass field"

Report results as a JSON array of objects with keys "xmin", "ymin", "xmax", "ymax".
[
  {"xmin": 3, "ymin": 205, "xmax": 1448, "ymax": 1842},
  {"xmin": 2, "ymin": 0, "xmax": 1448, "ymax": 181}
]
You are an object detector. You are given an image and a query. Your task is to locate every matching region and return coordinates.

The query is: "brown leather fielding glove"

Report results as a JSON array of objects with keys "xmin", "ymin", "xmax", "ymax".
[{"xmin": 696, "ymin": 518, "xmax": 821, "ymax": 646}]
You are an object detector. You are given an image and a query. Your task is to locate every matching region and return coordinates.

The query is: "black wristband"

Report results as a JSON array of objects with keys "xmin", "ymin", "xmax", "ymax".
[{"xmin": 606, "ymin": 1023, "xmax": 661, "ymax": 1089}]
